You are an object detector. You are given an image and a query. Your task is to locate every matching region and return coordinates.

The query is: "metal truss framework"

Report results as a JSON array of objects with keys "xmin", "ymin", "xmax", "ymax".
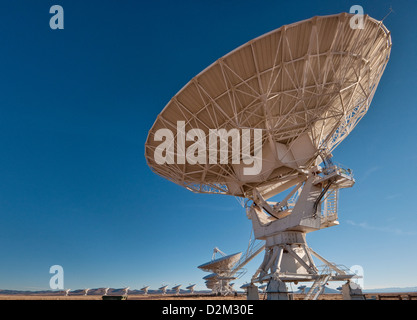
[{"xmin": 145, "ymin": 13, "xmax": 391, "ymax": 200}]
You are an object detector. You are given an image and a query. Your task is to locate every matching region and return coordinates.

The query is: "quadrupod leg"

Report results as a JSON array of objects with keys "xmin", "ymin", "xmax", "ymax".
[
  {"xmin": 246, "ymin": 233, "xmax": 315, "ymax": 300},
  {"xmin": 247, "ymin": 233, "xmax": 363, "ymax": 300},
  {"xmin": 250, "ymin": 232, "xmax": 318, "ymax": 281}
]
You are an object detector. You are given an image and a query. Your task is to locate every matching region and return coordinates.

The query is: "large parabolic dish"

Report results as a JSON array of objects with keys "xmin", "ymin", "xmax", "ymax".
[{"xmin": 145, "ymin": 13, "xmax": 391, "ymax": 199}]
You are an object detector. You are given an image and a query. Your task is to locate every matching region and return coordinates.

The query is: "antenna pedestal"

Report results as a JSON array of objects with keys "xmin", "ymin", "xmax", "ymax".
[
  {"xmin": 247, "ymin": 167, "xmax": 358, "ymax": 300},
  {"xmin": 250, "ymin": 231, "xmax": 318, "ymax": 283},
  {"xmin": 247, "ymin": 228, "xmax": 357, "ymax": 300}
]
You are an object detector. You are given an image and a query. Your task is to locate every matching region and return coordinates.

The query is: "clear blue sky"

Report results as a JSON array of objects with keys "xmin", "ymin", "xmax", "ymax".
[{"xmin": 0, "ymin": 0, "xmax": 416, "ymax": 292}]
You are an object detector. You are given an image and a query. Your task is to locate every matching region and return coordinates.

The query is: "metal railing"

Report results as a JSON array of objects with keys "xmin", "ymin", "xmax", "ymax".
[{"xmin": 322, "ymin": 162, "xmax": 354, "ymax": 179}]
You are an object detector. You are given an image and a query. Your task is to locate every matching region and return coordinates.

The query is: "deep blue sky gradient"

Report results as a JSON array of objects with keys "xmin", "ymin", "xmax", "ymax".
[{"xmin": 0, "ymin": 0, "xmax": 416, "ymax": 291}]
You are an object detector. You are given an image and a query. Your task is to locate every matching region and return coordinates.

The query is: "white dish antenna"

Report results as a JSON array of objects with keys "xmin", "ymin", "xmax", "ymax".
[
  {"xmin": 199, "ymin": 248, "xmax": 249, "ymax": 296},
  {"xmin": 172, "ymin": 284, "xmax": 182, "ymax": 295},
  {"xmin": 159, "ymin": 285, "xmax": 168, "ymax": 294},
  {"xmin": 186, "ymin": 284, "xmax": 196, "ymax": 294},
  {"xmin": 198, "ymin": 252, "xmax": 242, "ymax": 273},
  {"xmin": 140, "ymin": 286, "xmax": 150, "ymax": 294},
  {"xmin": 146, "ymin": 12, "xmax": 391, "ymax": 300},
  {"xmin": 199, "ymin": 232, "xmax": 265, "ymax": 295},
  {"xmin": 203, "ymin": 273, "xmax": 218, "ymax": 280},
  {"xmin": 145, "ymin": 12, "xmax": 391, "ymax": 200}
]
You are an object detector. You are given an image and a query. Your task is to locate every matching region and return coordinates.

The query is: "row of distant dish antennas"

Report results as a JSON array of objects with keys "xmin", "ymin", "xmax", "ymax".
[
  {"xmin": 61, "ymin": 284, "xmax": 197, "ymax": 296},
  {"xmin": 154, "ymin": 284, "xmax": 197, "ymax": 295},
  {"xmin": 61, "ymin": 287, "xmax": 130, "ymax": 296}
]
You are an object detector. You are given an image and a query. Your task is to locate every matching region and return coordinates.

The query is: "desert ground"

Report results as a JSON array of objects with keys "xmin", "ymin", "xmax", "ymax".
[{"xmin": 0, "ymin": 292, "xmax": 416, "ymax": 300}]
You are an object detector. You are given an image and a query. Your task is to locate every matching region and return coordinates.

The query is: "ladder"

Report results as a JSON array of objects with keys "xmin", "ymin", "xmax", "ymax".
[
  {"xmin": 304, "ymin": 274, "xmax": 331, "ymax": 300},
  {"xmin": 321, "ymin": 188, "xmax": 338, "ymax": 225}
]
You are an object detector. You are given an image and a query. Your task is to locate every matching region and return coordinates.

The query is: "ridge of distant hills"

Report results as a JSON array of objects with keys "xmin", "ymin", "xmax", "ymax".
[
  {"xmin": 295, "ymin": 286, "xmax": 417, "ymax": 294},
  {"xmin": 363, "ymin": 286, "xmax": 417, "ymax": 293}
]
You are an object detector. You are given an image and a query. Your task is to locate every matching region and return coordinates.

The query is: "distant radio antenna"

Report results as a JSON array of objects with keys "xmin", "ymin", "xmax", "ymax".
[
  {"xmin": 159, "ymin": 285, "xmax": 168, "ymax": 295},
  {"xmin": 103, "ymin": 288, "xmax": 110, "ymax": 296},
  {"xmin": 172, "ymin": 284, "xmax": 182, "ymax": 295},
  {"xmin": 84, "ymin": 288, "xmax": 90, "ymax": 296},
  {"xmin": 64, "ymin": 289, "xmax": 71, "ymax": 296},
  {"xmin": 140, "ymin": 286, "xmax": 150, "ymax": 295},
  {"xmin": 199, "ymin": 239, "xmax": 265, "ymax": 296},
  {"xmin": 199, "ymin": 249, "xmax": 242, "ymax": 296},
  {"xmin": 186, "ymin": 284, "xmax": 196, "ymax": 294}
]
